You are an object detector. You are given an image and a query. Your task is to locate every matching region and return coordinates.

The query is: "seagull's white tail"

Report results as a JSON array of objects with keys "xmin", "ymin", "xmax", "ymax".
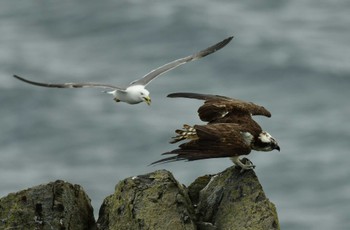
[{"xmin": 102, "ymin": 90, "xmax": 116, "ymax": 95}]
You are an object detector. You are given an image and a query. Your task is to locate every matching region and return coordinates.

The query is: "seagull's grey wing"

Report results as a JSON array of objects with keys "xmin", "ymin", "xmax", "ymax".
[
  {"xmin": 129, "ymin": 36, "xmax": 233, "ymax": 86},
  {"xmin": 13, "ymin": 75, "xmax": 125, "ymax": 90}
]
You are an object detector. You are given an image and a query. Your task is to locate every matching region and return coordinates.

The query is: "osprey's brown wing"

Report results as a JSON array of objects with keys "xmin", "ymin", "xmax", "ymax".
[
  {"xmin": 167, "ymin": 92, "xmax": 271, "ymax": 123},
  {"xmin": 168, "ymin": 92, "xmax": 232, "ymax": 101},
  {"xmin": 151, "ymin": 123, "xmax": 251, "ymax": 164}
]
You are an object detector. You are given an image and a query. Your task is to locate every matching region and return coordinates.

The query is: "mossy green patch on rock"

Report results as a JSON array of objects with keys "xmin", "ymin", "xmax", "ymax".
[
  {"xmin": 196, "ymin": 165, "xmax": 280, "ymax": 230},
  {"xmin": 0, "ymin": 180, "xmax": 96, "ymax": 229},
  {"xmin": 97, "ymin": 170, "xmax": 196, "ymax": 230},
  {"xmin": 1, "ymin": 166, "xmax": 279, "ymax": 229}
]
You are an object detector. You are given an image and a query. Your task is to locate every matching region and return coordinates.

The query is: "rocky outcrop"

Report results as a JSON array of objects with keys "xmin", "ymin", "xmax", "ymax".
[
  {"xmin": 0, "ymin": 166, "xmax": 279, "ymax": 230},
  {"xmin": 191, "ymin": 165, "xmax": 280, "ymax": 230},
  {"xmin": 0, "ymin": 180, "xmax": 96, "ymax": 230},
  {"xmin": 97, "ymin": 170, "xmax": 196, "ymax": 230},
  {"xmin": 97, "ymin": 166, "xmax": 279, "ymax": 230}
]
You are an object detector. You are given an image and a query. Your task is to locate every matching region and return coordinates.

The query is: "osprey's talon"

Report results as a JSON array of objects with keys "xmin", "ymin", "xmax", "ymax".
[
  {"xmin": 239, "ymin": 163, "xmax": 256, "ymax": 172},
  {"xmin": 231, "ymin": 156, "xmax": 255, "ymax": 172},
  {"xmin": 245, "ymin": 159, "xmax": 256, "ymax": 168}
]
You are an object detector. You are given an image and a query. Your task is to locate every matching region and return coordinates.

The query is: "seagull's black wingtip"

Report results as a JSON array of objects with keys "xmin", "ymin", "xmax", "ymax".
[
  {"xmin": 13, "ymin": 74, "xmax": 26, "ymax": 82},
  {"xmin": 223, "ymin": 36, "xmax": 234, "ymax": 44},
  {"xmin": 13, "ymin": 74, "xmax": 29, "ymax": 83}
]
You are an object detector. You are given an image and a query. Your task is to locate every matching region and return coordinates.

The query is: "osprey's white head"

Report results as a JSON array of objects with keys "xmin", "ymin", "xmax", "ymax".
[
  {"xmin": 122, "ymin": 85, "xmax": 151, "ymax": 105},
  {"xmin": 253, "ymin": 131, "xmax": 280, "ymax": 152}
]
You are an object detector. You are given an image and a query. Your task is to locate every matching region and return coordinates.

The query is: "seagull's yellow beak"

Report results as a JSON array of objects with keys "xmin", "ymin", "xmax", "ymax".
[{"xmin": 144, "ymin": 96, "xmax": 151, "ymax": 105}]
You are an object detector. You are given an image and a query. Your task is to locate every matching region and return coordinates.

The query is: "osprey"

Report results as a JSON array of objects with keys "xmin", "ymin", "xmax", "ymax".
[
  {"xmin": 13, "ymin": 36, "xmax": 233, "ymax": 106},
  {"xmin": 152, "ymin": 92, "xmax": 280, "ymax": 170}
]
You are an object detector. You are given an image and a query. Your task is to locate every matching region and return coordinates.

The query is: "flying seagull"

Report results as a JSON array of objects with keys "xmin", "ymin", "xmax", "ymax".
[
  {"xmin": 13, "ymin": 36, "xmax": 233, "ymax": 105},
  {"xmin": 151, "ymin": 92, "xmax": 280, "ymax": 170}
]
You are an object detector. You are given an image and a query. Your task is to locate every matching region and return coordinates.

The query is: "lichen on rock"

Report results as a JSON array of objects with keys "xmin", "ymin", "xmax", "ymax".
[
  {"xmin": 0, "ymin": 180, "xmax": 96, "ymax": 229},
  {"xmin": 0, "ymin": 166, "xmax": 279, "ymax": 230},
  {"xmin": 97, "ymin": 170, "xmax": 196, "ymax": 230},
  {"xmin": 193, "ymin": 165, "xmax": 280, "ymax": 230}
]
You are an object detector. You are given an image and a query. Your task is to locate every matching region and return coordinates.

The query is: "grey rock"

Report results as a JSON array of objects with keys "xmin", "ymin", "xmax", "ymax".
[
  {"xmin": 0, "ymin": 180, "xmax": 96, "ymax": 230},
  {"xmin": 194, "ymin": 165, "xmax": 280, "ymax": 230},
  {"xmin": 97, "ymin": 170, "xmax": 196, "ymax": 230},
  {"xmin": 0, "ymin": 166, "xmax": 279, "ymax": 230}
]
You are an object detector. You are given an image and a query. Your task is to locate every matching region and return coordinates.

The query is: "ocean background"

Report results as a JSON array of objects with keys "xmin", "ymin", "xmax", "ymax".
[{"xmin": 1, "ymin": 1, "xmax": 349, "ymax": 229}]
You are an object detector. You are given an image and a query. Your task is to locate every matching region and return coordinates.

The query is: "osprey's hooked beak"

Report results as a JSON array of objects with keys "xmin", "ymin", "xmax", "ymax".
[
  {"xmin": 270, "ymin": 135, "xmax": 280, "ymax": 151},
  {"xmin": 143, "ymin": 96, "xmax": 151, "ymax": 105},
  {"xmin": 275, "ymin": 144, "xmax": 280, "ymax": 151}
]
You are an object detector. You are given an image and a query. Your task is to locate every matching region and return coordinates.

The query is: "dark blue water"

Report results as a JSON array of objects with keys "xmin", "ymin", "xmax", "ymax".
[{"xmin": 1, "ymin": 1, "xmax": 349, "ymax": 229}]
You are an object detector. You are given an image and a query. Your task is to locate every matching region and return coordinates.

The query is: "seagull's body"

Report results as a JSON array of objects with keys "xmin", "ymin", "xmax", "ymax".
[
  {"xmin": 110, "ymin": 85, "xmax": 150, "ymax": 104},
  {"xmin": 13, "ymin": 36, "xmax": 233, "ymax": 105}
]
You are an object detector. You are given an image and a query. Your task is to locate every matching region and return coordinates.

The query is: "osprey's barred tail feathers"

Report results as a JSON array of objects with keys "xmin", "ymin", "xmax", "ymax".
[{"xmin": 170, "ymin": 124, "xmax": 198, "ymax": 144}]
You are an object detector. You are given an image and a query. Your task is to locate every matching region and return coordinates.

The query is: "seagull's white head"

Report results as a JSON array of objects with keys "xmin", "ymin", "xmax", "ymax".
[{"xmin": 125, "ymin": 85, "xmax": 151, "ymax": 105}]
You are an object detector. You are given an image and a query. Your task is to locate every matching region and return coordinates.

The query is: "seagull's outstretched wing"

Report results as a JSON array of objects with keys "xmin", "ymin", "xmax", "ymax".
[
  {"xmin": 13, "ymin": 75, "xmax": 125, "ymax": 90},
  {"xmin": 129, "ymin": 36, "xmax": 233, "ymax": 87}
]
